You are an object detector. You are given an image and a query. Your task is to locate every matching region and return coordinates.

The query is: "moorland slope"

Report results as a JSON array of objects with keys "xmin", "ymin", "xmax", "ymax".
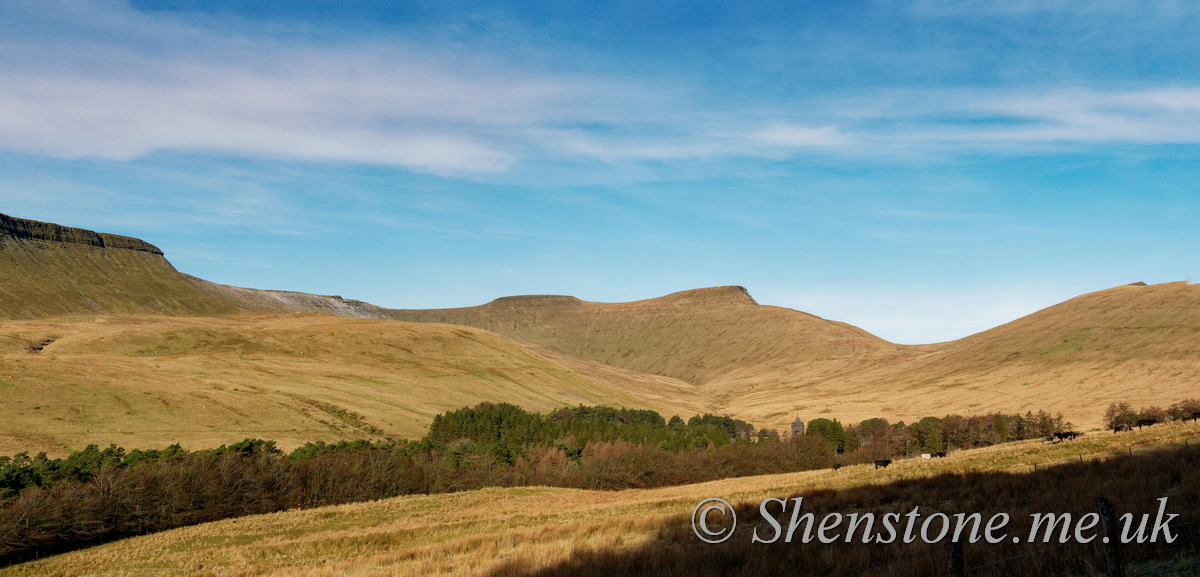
[
  {"xmin": 0, "ymin": 214, "xmax": 240, "ymax": 318},
  {"xmin": 387, "ymin": 286, "xmax": 907, "ymax": 388},
  {"xmin": 387, "ymin": 281, "xmax": 1200, "ymax": 432},
  {"xmin": 4, "ymin": 212, "xmax": 1200, "ymax": 452},
  {"xmin": 0, "ymin": 214, "xmax": 709, "ymax": 455}
]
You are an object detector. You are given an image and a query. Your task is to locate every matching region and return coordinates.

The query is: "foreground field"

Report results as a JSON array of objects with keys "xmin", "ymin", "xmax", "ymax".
[{"xmin": 6, "ymin": 422, "xmax": 1198, "ymax": 577}]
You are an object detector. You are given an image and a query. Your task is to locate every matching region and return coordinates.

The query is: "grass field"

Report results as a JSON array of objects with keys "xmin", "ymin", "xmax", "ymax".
[
  {"xmin": 0, "ymin": 314, "xmax": 711, "ymax": 457},
  {"xmin": 5, "ymin": 420, "xmax": 1197, "ymax": 576}
]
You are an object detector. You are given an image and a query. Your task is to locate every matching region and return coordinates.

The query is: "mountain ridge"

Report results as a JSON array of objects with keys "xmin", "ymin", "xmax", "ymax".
[{"xmin": 4, "ymin": 212, "xmax": 1200, "ymax": 451}]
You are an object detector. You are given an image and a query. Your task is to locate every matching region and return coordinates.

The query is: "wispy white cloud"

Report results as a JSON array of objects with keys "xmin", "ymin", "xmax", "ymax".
[
  {"xmin": 0, "ymin": 2, "xmax": 611, "ymax": 174},
  {"xmin": 744, "ymin": 124, "xmax": 851, "ymax": 148},
  {"xmin": 2, "ymin": 1, "xmax": 1199, "ymax": 179}
]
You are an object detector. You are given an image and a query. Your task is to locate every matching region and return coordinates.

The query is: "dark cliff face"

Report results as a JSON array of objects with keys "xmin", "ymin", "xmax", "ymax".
[
  {"xmin": 0, "ymin": 213, "xmax": 163, "ymax": 255},
  {"xmin": 0, "ymin": 213, "xmax": 391, "ymax": 319}
]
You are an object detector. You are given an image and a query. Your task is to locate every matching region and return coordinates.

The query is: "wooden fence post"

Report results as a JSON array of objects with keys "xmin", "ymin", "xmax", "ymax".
[
  {"xmin": 945, "ymin": 535, "xmax": 965, "ymax": 577},
  {"xmin": 1098, "ymin": 497, "xmax": 1125, "ymax": 577}
]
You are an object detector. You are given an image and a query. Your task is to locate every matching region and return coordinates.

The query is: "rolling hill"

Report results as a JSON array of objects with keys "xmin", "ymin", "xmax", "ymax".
[
  {"xmin": 0, "ymin": 214, "xmax": 710, "ymax": 455},
  {"xmin": 3, "ymin": 212, "xmax": 1199, "ymax": 455},
  {"xmin": 385, "ymin": 286, "xmax": 907, "ymax": 389},
  {"xmin": 388, "ymin": 281, "xmax": 1200, "ymax": 432},
  {"xmin": 0, "ymin": 313, "xmax": 713, "ymax": 457}
]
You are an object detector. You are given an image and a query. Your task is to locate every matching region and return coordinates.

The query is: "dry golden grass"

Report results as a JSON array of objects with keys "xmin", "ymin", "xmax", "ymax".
[
  {"xmin": 4, "ymin": 421, "xmax": 1197, "ymax": 577},
  {"xmin": 7, "ymin": 216, "xmax": 1200, "ymax": 459},
  {"xmin": 391, "ymin": 282, "xmax": 1200, "ymax": 435},
  {"xmin": 0, "ymin": 314, "xmax": 710, "ymax": 457}
]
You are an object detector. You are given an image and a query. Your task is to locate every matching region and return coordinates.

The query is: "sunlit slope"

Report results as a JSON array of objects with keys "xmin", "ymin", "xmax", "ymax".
[
  {"xmin": 0, "ymin": 314, "xmax": 708, "ymax": 456},
  {"xmin": 850, "ymin": 281, "xmax": 1200, "ymax": 429},
  {"xmin": 0, "ymin": 213, "xmax": 241, "ymax": 318},
  {"xmin": 388, "ymin": 287, "xmax": 918, "ymax": 432},
  {"xmin": 389, "ymin": 282, "xmax": 1200, "ymax": 434},
  {"xmin": 7, "ymin": 213, "xmax": 1200, "ymax": 442},
  {"xmin": 720, "ymin": 281, "xmax": 1200, "ymax": 433},
  {"xmin": 387, "ymin": 286, "xmax": 907, "ymax": 388}
]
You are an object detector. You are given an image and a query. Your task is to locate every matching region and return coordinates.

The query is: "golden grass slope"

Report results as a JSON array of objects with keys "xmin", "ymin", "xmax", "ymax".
[
  {"xmin": 734, "ymin": 281, "xmax": 1200, "ymax": 433},
  {"xmin": 6, "ymin": 212, "xmax": 1200, "ymax": 450},
  {"xmin": 0, "ymin": 214, "xmax": 716, "ymax": 456},
  {"xmin": 387, "ymin": 286, "xmax": 906, "ymax": 388},
  {"xmin": 0, "ymin": 314, "xmax": 712, "ymax": 457},
  {"xmin": 6, "ymin": 421, "xmax": 1197, "ymax": 577},
  {"xmin": 390, "ymin": 282, "xmax": 1200, "ymax": 435}
]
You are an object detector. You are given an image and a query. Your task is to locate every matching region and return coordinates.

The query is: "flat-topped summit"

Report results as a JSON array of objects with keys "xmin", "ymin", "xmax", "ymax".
[
  {"xmin": 0, "ymin": 213, "xmax": 387, "ymax": 319},
  {"xmin": 1, "ymin": 212, "xmax": 163, "ymax": 254},
  {"xmin": 486, "ymin": 295, "xmax": 585, "ymax": 308},
  {"xmin": 649, "ymin": 286, "xmax": 758, "ymax": 306}
]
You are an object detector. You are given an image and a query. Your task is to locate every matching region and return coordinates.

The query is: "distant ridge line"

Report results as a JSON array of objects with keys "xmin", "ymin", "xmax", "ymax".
[{"xmin": 0, "ymin": 212, "xmax": 163, "ymax": 255}]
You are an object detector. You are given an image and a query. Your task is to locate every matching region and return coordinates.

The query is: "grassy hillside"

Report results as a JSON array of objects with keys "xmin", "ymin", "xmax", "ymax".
[
  {"xmin": 0, "ymin": 214, "xmax": 716, "ymax": 456},
  {"xmin": 390, "ymin": 282, "xmax": 1200, "ymax": 433},
  {"xmin": 811, "ymin": 281, "xmax": 1200, "ymax": 431},
  {"xmin": 388, "ymin": 286, "xmax": 905, "ymax": 388},
  {"xmin": 0, "ymin": 314, "xmax": 711, "ymax": 457},
  {"xmin": 0, "ymin": 214, "xmax": 241, "ymax": 319},
  {"xmin": 5, "ymin": 422, "xmax": 1196, "ymax": 577},
  {"xmin": 6, "ymin": 212, "xmax": 1200, "ymax": 450}
]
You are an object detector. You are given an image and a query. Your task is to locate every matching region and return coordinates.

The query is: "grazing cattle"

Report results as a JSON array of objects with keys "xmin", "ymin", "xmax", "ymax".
[
  {"xmin": 933, "ymin": 451, "xmax": 947, "ymax": 458},
  {"xmin": 874, "ymin": 459, "xmax": 892, "ymax": 469},
  {"xmin": 1041, "ymin": 435, "xmax": 1055, "ymax": 443},
  {"xmin": 1114, "ymin": 423, "xmax": 1132, "ymax": 433},
  {"xmin": 1190, "ymin": 412, "xmax": 1200, "ymax": 423},
  {"xmin": 1136, "ymin": 418, "xmax": 1157, "ymax": 429},
  {"xmin": 921, "ymin": 453, "xmax": 932, "ymax": 459},
  {"xmin": 1054, "ymin": 431, "xmax": 1082, "ymax": 442},
  {"xmin": 833, "ymin": 463, "xmax": 844, "ymax": 470}
]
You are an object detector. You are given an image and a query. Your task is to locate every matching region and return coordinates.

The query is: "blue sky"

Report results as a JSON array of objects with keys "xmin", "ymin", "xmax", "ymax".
[{"xmin": 2, "ymin": 0, "xmax": 1198, "ymax": 344}]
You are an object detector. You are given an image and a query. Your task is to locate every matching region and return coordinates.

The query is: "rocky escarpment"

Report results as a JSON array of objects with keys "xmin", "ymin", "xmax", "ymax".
[
  {"xmin": 187, "ymin": 276, "xmax": 391, "ymax": 319},
  {"xmin": 0, "ymin": 213, "xmax": 397, "ymax": 320},
  {"xmin": 0, "ymin": 213, "xmax": 163, "ymax": 254},
  {"xmin": 0, "ymin": 213, "xmax": 241, "ymax": 318}
]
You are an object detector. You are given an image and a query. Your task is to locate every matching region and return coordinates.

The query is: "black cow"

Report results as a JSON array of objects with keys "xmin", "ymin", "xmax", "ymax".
[
  {"xmin": 1054, "ymin": 431, "xmax": 1082, "ymax": 441},
  {"xmin": 1136, "ymin": 418, "xmax": 1157, "ymax": 429},
  {"xmin": 932, "ymin": 451, "xmax": 947, "ymax": 458},
  {"xmin": 833, "ymin": 463, "xmax": 844, "ymax": 470},
  {"xmin": 874, "ymin": 459, "xmax": 892, "ymax": 469}
]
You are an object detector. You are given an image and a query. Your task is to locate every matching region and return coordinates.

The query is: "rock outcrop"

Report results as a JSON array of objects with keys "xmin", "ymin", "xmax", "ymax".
[{"xmin": 0, "ymin": 213, "xmax": 163, "ymax": 254}]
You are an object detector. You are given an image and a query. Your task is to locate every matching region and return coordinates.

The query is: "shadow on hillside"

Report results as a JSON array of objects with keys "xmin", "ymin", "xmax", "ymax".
[{"xmin": 488, "ymin": 444, "xmax": 1200, "ymax": 577}]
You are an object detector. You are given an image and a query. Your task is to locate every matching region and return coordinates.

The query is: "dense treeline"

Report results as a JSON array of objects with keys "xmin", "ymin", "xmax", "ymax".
[
  {"xmin": 802, "ymin": 409, "xmax": 1072, "ymax": 461},
  {"xmin": 425, "ymin": 403, "xmax": 756, "ymax": 463},
  {"xmin": 0, "ymin": 405, "xmax": 816, "ymax": 566},
  {"xmin": 5, "ymin": 399, "xmax": 1185, "ymax": 566},
  {"xmin": 1105, "ymin": 398, "xmax": 1200, "ymax": 430}
]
